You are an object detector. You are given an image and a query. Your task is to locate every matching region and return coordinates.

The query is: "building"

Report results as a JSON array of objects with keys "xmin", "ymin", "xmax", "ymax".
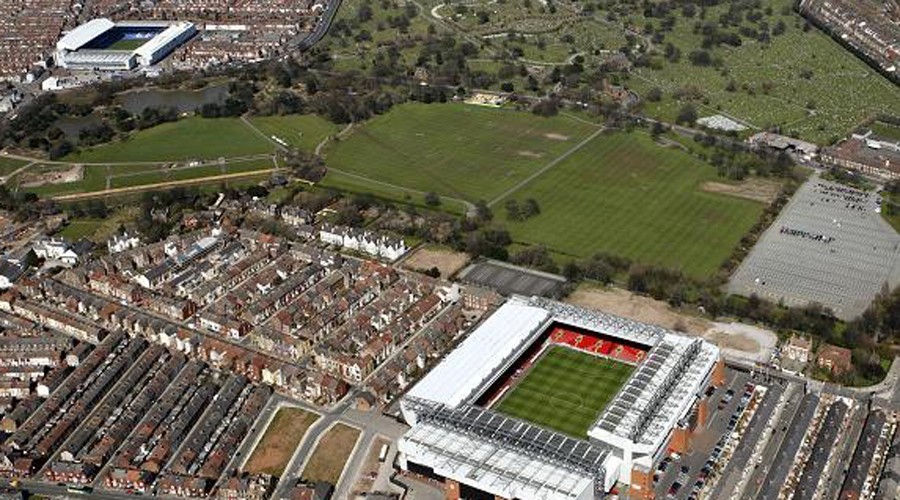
[
  {"xmin": 56, "ymin": 18, "xmax": 196, "ymax": 71},
  {"xmin": 33, "ymin": 238, "xmax": 79, "ymax": 266},
  {"xmin": 817, "ymin": 344, "xmax": 853, "ymax": 375},
  {"xmin": 398, "ymin": 297, "xmax": 723, "ymax": 500},
  {"xmin": 820, "ymin": 130, "xmax": 900, "ymax": 180},
  {"xmin": 107, "ymin": 232, "xmax": 141, "ymax": 254},
  {"xmin": 783, "ymin": 334, "xmax": 812, "ymax": 364},
  {"xmin": 0, "ymin": 260, "xmax": 23, "ymax": 290}
]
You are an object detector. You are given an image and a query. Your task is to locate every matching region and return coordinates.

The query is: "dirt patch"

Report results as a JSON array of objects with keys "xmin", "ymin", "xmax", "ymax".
[
  {"xmin": 244, "ymin": 407, "xmax": 319, "ymax": 477},
  {"xmin": 544, "ymin": 133, "xmax": 570, "ymax": 141},
  {"xmin": 517, "ymin": 150, "xmax": 544, "ymax": 158},
  {"xmin": 302, "ymin": 423, "xmax": 361, "ymax": 485},
  {"xmin": 701, "ymin": 178, "xmax": 782, "ymax": 204},
  {"xmin": 705, "ymin": 329, "xmax": 760, "ymax": 353},
  {"xmin": 567, "ymin": 286, "xmax": 711, "ymax": 334},
  {"xmin": 353, "ymin": 437, "xmax": 391, "ymax": 496},
  {"xmin": 567, "ymin": 285, "xmax": 777, "ymax": 361},
  {"xmin": 19, "ymin": 164, "xmax": 84, "ymax": 188},
  {"xmin": 403, "ymin": 246, "xmax": 470, "ymax": 279}
]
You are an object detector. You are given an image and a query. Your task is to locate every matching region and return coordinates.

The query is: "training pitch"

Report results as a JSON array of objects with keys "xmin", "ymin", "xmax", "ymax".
[
  {"xmin": 324, "ymin": 102, "xmax": 599, "ymax": 201},
  {"xmin": 494, "ymin": 346, "xmax": 634, "ymax": 438}
]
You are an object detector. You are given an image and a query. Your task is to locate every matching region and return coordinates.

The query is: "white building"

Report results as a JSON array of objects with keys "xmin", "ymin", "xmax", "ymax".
[
  {"xmin": 399, "ymin": 297, "xmax": 721, "ymax": 499},
  {"xmin": 33, "ymin": 238, "xmax": 79, "ymax": 266},
  {"xmin": 56, "ymin": 18, "xmax": 196, "ymax": 71},
  {"xmin": 319, "ymin": 223, "xmax": 408, "ymax": 262},
  {"xmin": 107, "ymin": 231, "xmax": 141, "ymax": 254}
]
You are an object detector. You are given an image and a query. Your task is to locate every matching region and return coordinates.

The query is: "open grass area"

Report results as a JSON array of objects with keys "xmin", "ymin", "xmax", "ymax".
[
  {"xmin": 871, "ymin": 121, "xmax": 900, "ymax": 142},
  {"xmin": 0, "ymin": 157, "xmax": 28, "ymax": 177},
  {"xmin": 21, "ymin": 160, "xmax": 274, "ymax": 197},
  {"xmin": 301, "ymin": 423, "xmax": 361, "ymax": 485},
  {"xmin": 323, "ymin": 103, "xmax": 599, "ymax": 201},
  {"xmin": 108, "ymin": 160, "xmax": 275, "ymax": 189},
  {"xmin": 494, "ymin": 346, "xmax": 633, "ymax": 438},
  {"xmin": 504, "ymin": 132, "xmax": 767, "ymax": 278},
  {"xmin": 64, "ymin": 117, "xmax": 273, "ymax": 163},
  {"xmin": 318, "ymin": 168, "xmax": 468, "ymax": 215},
  {"xmin": 249, "ymin": 114, "xmax": 342, "ymax": 151},
  {"xmin": 244, "ymin": 408, "xmax": 319, "ymax": 477}
]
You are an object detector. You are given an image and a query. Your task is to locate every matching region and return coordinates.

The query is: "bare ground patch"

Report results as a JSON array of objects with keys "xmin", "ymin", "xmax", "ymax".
[
  {"xmin": 705, "ymin": 329, "xmax": 760, "ymax": 353},
  {"xmin": 301, "ymin": 423, "xmax": 361, "ymax": 485},
  {"xmin": 403, "ymin": 246, "xmax": 470, "ymax": 278},
  {"xmin": 19, "ymin": 164, "xmax": 84, "ymax": 187},
  {"xmin": 544, "ymin": 133, "xmax": 570, "ymax": 141},
  {"xmin": 567, "ymin": 286, "xmax": 710, "ymax": 334},
  {"xmin": 244, "ymin": 407, "xmax": 319, "ymax": 477},
  {"xmin": 517, "ymin": 150, "xmax": 544, "ymax": 158},
  {"xmin": 352, "ymin": 437, "xmax": 391, "ymax": 496},
  {"xmin": 701, "ymin": 178, "xmax": 782, "ymax": 204},
  {"xmin": 566, "ymin": 285, "xmax": 777, "ymax": 361}
]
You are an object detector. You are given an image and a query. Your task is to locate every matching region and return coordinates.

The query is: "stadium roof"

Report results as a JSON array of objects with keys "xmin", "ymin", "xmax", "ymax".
[
  {"xmin": 529, "ymin": 297, "xmax": 664, "ymax": 347},
  {"xmin": 405, "ymin": 299, "xmax": 550, "ymax": 408},
  {"xmin": 400, "ymin": 398, "xmax": 610, "ymax": 499},
  {"xmin": 134, "ymin": 22, "xmax": 195, "ymax": 61},
  {"xmin": 590, "ymin": 336, "xmax": 719, "ymax": 450},
  {"xmin": 57, "ymin": 18, "xmax": 115, "ymax": 51}
]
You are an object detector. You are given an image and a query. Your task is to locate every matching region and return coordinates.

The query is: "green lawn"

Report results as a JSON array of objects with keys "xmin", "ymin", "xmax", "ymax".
[
  {"xmin": 494, "ymin": 346, "xmax": 633, "ymax": 438},
  {"xmin": 108, "ymin": 160, "xmax": 275, "ymax": 189},
  {"xmin": 871, "ymin": 122, "xmax": 900, "ymax": 142},
  {"xmin": 249, "ymin": 114, "xmax": 342, "ymax": 151},
  {"xmin": 0, "ymin": 157, "xmax": 28, "ymax": 177},
  {"xmin": 318, "ymin": 168, "xmax": 468, "ymax": 214},
  {"xmin": 504, "ymin": 132, "xmax": 766, "ymax": 279},
  {"xmin": 65, "ymin": 117, "xmax": 273, "ymax": 163},
  {"xmin": 323, "ymin": 102, "xmax": 599, "ymax": 201}
]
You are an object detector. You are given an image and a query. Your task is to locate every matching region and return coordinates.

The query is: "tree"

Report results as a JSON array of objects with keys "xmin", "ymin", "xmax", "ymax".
[
  {"xmin": 676, "ymin": 104, "xmax": 698, "ymax": 125},
  {"xmin": 521, "ymin": 198, "xmax": 540, "ymax": 218},
  {"xmin": 424, "ymin": 191, "xmax": 441, "ymax": 207},
  {"xmin": 505, "ymin": 199, "xmax": 521, "ymax": 221}
]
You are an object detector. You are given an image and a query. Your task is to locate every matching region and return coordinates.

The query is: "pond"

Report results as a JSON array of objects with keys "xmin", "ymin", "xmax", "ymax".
[{"xmin": 117, "ymin": 84, "xmax": 229, "ymax": 114}]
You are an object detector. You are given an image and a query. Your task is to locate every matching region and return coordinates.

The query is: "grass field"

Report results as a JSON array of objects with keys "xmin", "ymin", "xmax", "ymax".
[
  {"xmin": 21, "ymin": 161, "xmax": 274, "ymax": 197},
  {"xmin": 0, "ymin": 157, "xmax": 28, "ymax": 177},
  {"xmin": 301, "ymin": 423, "xmax": 361, "ymax": 485},
  {"xmin": 324, "ymin": 103, "xmax": 599, "ymax": 201},
  {"xmin": 504, "ymin": 132, "xmax": 766, "ymax": 278},
  {"xmin": 244, "ymin": 408, "xmax": 319, "ymax": 477},
  {"xmin": 249, "ymin": 114, "xmax": 342, "ymax": 151},
  {"xmin": 494, "ymin": 346, "xmax": 633, "ymax": 438},
  {"xmin": 65, "ymin": 117, "xmax": 273, "ymax": 163}
]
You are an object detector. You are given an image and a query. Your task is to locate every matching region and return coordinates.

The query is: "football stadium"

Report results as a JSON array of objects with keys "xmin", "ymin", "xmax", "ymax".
[
  {"xmin": 56, "ymin": 18, "xmax": 196, "ymax": 71},
  {"xmin": 398, "ymin": 297, "xmax": 724, "ymax": 500}
]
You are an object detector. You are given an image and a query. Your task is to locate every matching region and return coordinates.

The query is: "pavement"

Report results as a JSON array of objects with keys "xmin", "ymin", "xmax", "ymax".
[
  {"xmin": 752, "ymin": 392, "xmax": 820, "ymax": 500},
  {"xmin": 708, "ymin": 377, "xmax": 785, "ymax": 499}
]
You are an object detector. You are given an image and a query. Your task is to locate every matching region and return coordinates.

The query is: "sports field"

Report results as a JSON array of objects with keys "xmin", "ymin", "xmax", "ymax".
[
  {"xmin": 64, "ymin": 117, "xmax": 273, "ymax": 163},
  {"xmin": 505, "ymin": 132, "xmax": 766, "ymax": 278},
  {"xmin": 249, "ymin": 114, "xmax": 342, "ymax": 151},
  {"xmin": 494, "ymin": 346, "xmax": 633, "ymax": 438},
  {"xmin": 324, "ymin": 103, "xmax": 599, "ymax": 201}
]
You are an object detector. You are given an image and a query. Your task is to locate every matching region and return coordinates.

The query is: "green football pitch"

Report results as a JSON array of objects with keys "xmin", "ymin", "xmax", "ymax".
[{"xmin": 493, "ymin": 346, "xmax": 634, "ymax": 438}]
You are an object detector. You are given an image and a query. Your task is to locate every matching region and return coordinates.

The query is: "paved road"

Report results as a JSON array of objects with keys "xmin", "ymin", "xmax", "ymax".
[
  {"xmin": 754, "ymin": 392, "xmax": 820, "ymax": 500},
  {"xmin": 295, "ymin": 0, "xmax": 343, "ymax": 51},
  {"xmin": 708, "ymin": 380, "xmax": 784, "ymax": 499}
]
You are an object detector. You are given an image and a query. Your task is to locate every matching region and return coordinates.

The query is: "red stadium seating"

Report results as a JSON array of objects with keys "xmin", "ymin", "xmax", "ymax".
[{"xmin": 548, "ymin": 327, "xmax": 647, "ymax": 364}]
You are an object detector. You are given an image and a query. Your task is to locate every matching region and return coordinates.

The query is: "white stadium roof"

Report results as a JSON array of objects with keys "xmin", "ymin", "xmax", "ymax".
[
  {"xmin": 134, "ymin": 22, "xmax": 194, "ymax": 60},
  {"xmin": 400, "ymin": 297, "xmax": 721, "ymax": 493},
  {"xmin": 404, "ymin": 299, "xmax": 550, "ymax": 409},
  {"xmin": 57, "ymin": 18, "xmax": 115, "ymax": 51},
  {"xmin": 400, "ymin": 399, "xmax": 613, "ymax": 499}
]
